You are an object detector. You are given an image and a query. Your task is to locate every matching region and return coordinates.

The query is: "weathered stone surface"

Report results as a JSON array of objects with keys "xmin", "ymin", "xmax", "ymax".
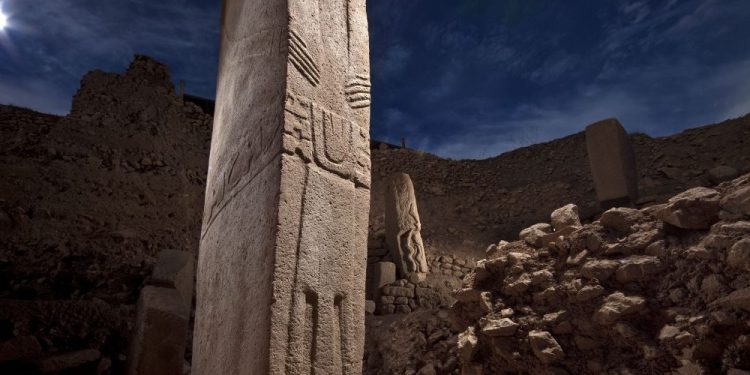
[
  {"xmin": 457, "ymin": 327, "xmax": 478, "ymax": 363},
  {"xmin": 593, "ymin": 292, "xmax": 646, "ymax": 325},
  {"xmin": 656, "ymin": 187, "xmax": 720, "ymax": 229},
  {"xmin": 365, "ymin": 300, "xmax": 376, "ymax": 314},
  {"xmin": 151, "ymin": 249, "xmax": 194, "ymax": 309},
  {"xmin": 615, "ymin": 256, "xmax": 662, "ymax": 283},
  {"xmin": 528, "ymin": 330, "xmax": 564, "ymax": 364},
  {"xmin": 192, "ymin": 1, "xmax": 371, "ymax": 373},
  {"xmin": 127, "ymin": 286, "xmax": 188, "ymax": 375},
  {"xmin": 710, "ymin": 287, "xmax": 750, "ymax": 312},
  {"xmin": 367, "ymin": 261, "xmax": 396, "ymax": 300},
  {"xmin": 550, "ymin": 204, "xmax": 581, "ymax": 230},
  {"xmin": 0, "ymin": 335, "xmax": 41, "ymax": 363},
  {"xmin": 727, "ymin": 238, "xmax": 750, "ymax": 271},
  {"xmin": 385, "ymin": 172, "xmax": 429, "ymax": 279},
  {"xmin": 480, "ymin": 318, "xmax": 519, "ymax": 337},
  {"xmin": 585, "ymin": 118, "xmax": 638, "ymax": 209},
  {"xmin": 36, "ymin": 349, "xmax": 101, "ymax": 373},
  {"xmin": 519, "ymin": 223, "xmax": 553, "ymax": 248},
  {"xmin": 600, "ymin": 207, "xmax": 644, "ymax": 233},
  {"xmin": 580, "ymin": 259, "xmax": 619, "ymax": 281},
  {"xmin": 721, "ymin": 186, "xmax": 750, "ymax": 217}
]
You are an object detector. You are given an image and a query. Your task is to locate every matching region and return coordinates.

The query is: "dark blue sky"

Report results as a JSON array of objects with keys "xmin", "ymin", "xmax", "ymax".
[{"xmin": 1, "ymin": 0, "xmax": 749, "ymax": 159}]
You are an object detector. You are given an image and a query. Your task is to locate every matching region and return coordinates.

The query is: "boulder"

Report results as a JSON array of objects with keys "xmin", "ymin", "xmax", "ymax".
[
  {"xmin": 480, "ymin": 318, "xmax": 519, "ymax": 337},
  {"xmin": 580, "ymin": 259, "xmax": 620, "ymax": 281},
  {"xmin": 655, "ymin": 187, "xmax": 720, "ymax": 229},
  {"xmin": 550, "ymin": 204, "xmax": 581, "ymax": 231},
  {"xmin": 457, "ymin": 327, "xmax": 478, "ymax": 363},
  {"xmin": 593, "ymin": 292, "xmax": 646, "ymax": 325},
  {"xmin": 600, "ymin": 207, "xmax": 644, "ymax": 233},
  {"xmin": 615, "ymin": 256, "xmax": 662, "ymax": 283},
  {"xmin": 520, "ymin": 223, "xmax": 553, "ymax": 248},
  {"xmin": 710, "ymin": 287, "xmax": 750, "ymax": 312},
  {"xmin": 727, "ymin": 238, "xmax": 750, "ymax": 272},
  {"xmin": 528, "ymin": 330, "xmax": 564, "ymax": 364},
  {"xmin": 721, "ymin": 186, "xmax": 750, "ymax": 218}
]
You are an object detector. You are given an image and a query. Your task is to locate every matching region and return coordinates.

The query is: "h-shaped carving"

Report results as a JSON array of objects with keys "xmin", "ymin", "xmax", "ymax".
[{"xmin": 284, "ymin": 92, "xmax": 371, "ymax": 188}]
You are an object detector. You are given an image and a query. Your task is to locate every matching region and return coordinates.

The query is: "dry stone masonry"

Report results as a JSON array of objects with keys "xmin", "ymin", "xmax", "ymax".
[
  {"xmin": 192, "ymin": 1, "xmax": 372, "ymax": 374},
  {"xmin": 385, "ymin": 172, "xmax": 430, "ymax": 281},
  {"xmin": 585, "ymin": 118, "xmax": 639, "ymax": 209}
]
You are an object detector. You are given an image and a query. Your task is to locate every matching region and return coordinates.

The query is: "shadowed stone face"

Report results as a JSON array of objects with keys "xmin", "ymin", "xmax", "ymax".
[
  {"xmin": 192, "ymin": 1, "xmax": 371, "ymax": 374},
  {"xmin": 385, "ymin": 173, "xmax": 429, "ymax": 280},
  {"xmin": 585, "ymin": 118, "xmax": 638, "ymax": 209}
]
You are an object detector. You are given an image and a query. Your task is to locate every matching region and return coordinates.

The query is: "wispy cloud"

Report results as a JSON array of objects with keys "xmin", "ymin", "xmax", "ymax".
[{"xmin": 0, "ymin": 0, "xmax": 219, "ymax": 114}]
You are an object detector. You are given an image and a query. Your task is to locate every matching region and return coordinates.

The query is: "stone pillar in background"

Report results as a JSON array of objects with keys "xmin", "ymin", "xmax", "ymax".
[
  {"xmin": 151, "ymin": 249, "xmax": 194, "ymax": 311},
  {"xmin": 126, "ymin": 287, "xmax": 189, "ymax": 375},
  {"xmin": 192, "ymin": 0, "xmax": 371, "ymax": 374},
  {"xmin": 585, "ymin": 118, "xmax": 638, "ymax": 210},
  {"xmin": 385, "ymin": 173, "xmax": 429, "ymax": 281}
]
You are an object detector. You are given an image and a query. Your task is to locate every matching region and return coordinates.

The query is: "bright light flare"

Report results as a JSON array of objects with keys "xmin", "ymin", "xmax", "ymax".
[{"xmin": 0, "ymin": 7, "xmax": 7, "ymax": 31}]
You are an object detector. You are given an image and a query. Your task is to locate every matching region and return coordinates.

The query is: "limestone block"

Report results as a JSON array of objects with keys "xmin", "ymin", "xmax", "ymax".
[
  {"xmin": 656, "ymin": 187, "xmax": 720, "ymax": 229},
  {"xmin": 0, "ymin": 336, "xmax": 41, "ymax": 363},
  {"xmin": 367, "ymin": 261, "xmax": 396, "ymax": 300},
  {"xmin": 127, "ymin": 286, "xmax": 188, "ymax": 375},
  {"xmin": 550, "ymin": 204, "xmax": 581, "ymax": 230},
  {"xmin": 479, "ymin": 318, "xmax": 518, "ymax": 337},
  {"xmin": 385, "ymin": 172, "xmax": 429, "ymax": 279},
  {"xmin": 585, "ymin": 118, "xmax": 638, "ymax": 209},
  {"xmin": 151, "ymin": 249, "xmax": 194, "ymax": 309},
  {"xmin": 192, "ymin": 0, "xmax": 372, "ymax": 373},
  {"xmin": 528, "ymin": 330, "xmax": 564, "ymax": 364}
]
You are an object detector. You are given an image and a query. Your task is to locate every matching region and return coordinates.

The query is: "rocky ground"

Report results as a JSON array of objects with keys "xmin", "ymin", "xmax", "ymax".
[
  {"xmin": 0, "ymin": 56, "xmax": 211, "ymax": 374},
  {"xmin": 367, "ymin": 172, "xmax": 750, "ymax": 375}
]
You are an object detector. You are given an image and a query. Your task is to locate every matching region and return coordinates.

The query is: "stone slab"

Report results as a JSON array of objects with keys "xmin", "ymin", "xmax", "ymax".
[
  {"xmin": 127, "ymin": 286, "xmax": 189, "ymax": 375},
  {"xmin": 192, "ymin": 0, "xmax": 371, "ymax": 374},
  {"xmin": 385, "ymin": 173, "xmax": 429, "ymax": 279},
  {"xmin": 585, "ymin": 118, "xmax": 638, "ymax": 209},
  {"xmin": 151, "ymin": 249, "xmax": 194, "ymax": 310}
]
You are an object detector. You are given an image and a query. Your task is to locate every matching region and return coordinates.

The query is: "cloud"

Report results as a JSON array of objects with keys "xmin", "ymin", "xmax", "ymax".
[
  {"xmin": 0, "ymin": 0, "xmax": 220, "ymax": 114},
  {"xmin": 0, "ymin": 76, "xmax": 71, "ymax": 115}
]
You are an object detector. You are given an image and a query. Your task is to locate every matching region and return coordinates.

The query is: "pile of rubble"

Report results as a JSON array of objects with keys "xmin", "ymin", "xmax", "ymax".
[{"xmin": 452, "ymin": 173, "xmax": 750, "ymax": 374}]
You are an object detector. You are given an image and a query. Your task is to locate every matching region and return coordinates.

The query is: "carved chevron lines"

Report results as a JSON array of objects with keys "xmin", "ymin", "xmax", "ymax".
[
  {"xmin": 345, "ymin": 75, "xmax": 371, "ymax": 109},
  {"xmin": 289, "ymin": 30, "xmax": 321, "ymax": 86}
]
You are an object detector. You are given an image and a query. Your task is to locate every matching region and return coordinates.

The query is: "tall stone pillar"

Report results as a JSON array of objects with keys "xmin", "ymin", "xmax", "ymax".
[
  {"xmin": 192, "ymin": 1, "xmax": 371, "ymax": 374},
  {"xmin": 385, "ymin": 173, "xmax": 429, "ymax": 281},
  {"xmin": 585, "ymin": 118, "xmax": 638, "ymax": 210}
]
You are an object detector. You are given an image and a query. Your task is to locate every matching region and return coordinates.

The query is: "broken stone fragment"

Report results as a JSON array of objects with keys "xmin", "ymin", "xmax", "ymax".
[
  {"xmin": 721, "ymin": 186, "xmax": 750, "ymax": 218},
  {"xmin": 480, "ymin": 317, "xmax": 519, "ymax": 337},
  {"xmin": 528, "ymin": 330, "xmax": 564, "ymax": 364},
  {"xmin": 727, "ymin": 238, "xmax": 750, "ymax": 272},
  {"xmin": 519, "ymin": 223, "xmax": 553, "ymax": 248},
  {"xmin": 615, "ymin": 256, "xmax": 662, "ymax": 283},
  {"xmin": 599, "ymin": 207, "xmax": 644, "ymax": 233},
  {"xmin": 580, "ymin": 259, "xmax": 619, "ymax": 281},
  {"xmin": 655, "ymin": 187, "xmax": 720, "ymax": 229},
  {"xmin": 710, "ymin": 287, "xmax": 750, "ymax": 312},
  {"xmin": 658, "ymin": 325, "xmax": 681, "ymax": 341},
  {"xmin": 576, "ymin": 285, "xmax": 605, "ymax": 302},
  {"xmin": 550, "ymin": 204, "xmax": 581, "ymax": 231},
  {"xmin": 457, "ymin": 327, "xmax": 478, "ymax": 363},
  {"xmin": 593, "ymin": 292, "xmax": 646, "ymax": 325}
]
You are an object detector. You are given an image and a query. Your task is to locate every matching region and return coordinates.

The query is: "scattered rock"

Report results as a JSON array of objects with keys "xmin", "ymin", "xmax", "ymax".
[
  {"xmin": 519, "ymin": 223, "xmax": 553, "ymax": 248},
  {"xmin": 528, "ymin": 330, "xmax": 564, "ymax": 364},
  {"xmin": 550, "ymin": 204, "xmax": 581, "ymax": 230},
  {"xmin": 656, "ymin": 187, "xmax": 720, "ymax": 229},
  {"xmin": 479, "ymin": 318, "xmax": 519, "ymax": 337}
]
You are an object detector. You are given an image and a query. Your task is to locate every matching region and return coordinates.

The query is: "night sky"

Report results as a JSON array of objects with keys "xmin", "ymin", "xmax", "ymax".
[{"xmin": 1, "ymin": 0, "xmax": 749, "ymax": 159}]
